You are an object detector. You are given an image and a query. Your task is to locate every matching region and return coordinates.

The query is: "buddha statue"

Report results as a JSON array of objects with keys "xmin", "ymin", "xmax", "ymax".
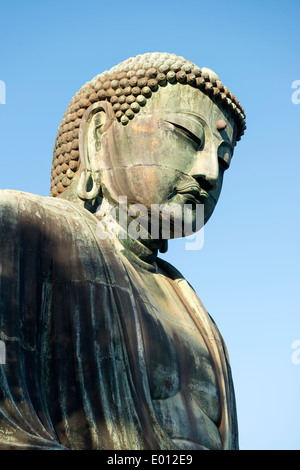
[{"xmin": 0, "ymin": 52, "xmax": 246, "ymax": 450}]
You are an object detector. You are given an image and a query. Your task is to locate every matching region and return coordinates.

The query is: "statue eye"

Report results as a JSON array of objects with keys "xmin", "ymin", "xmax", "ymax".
[
  {"xmin": 168, "ymin": 121, "xmax": 202, "ymax": 148},
  {"xmin": 218, "ymin": 141, "xmax": 233, "ymax": 170},
  {"xmin": 169, "ymin": 121, "xmax": 201, "ymax": 147},
  {"xmin": 218, "ymin": 157, "xmax": 229, "ymax": 171}
]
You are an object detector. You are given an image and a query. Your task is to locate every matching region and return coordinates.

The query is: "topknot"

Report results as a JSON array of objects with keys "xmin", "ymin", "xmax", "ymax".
[{"xmin": 50, "ymin": 52, "xmax": 246, "ymax": 197}]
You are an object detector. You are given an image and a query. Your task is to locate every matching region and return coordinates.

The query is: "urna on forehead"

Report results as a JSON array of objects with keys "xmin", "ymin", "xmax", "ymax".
[{"xmin": 51, "ymin": 52, "xmax": 246, "ymax": 198}]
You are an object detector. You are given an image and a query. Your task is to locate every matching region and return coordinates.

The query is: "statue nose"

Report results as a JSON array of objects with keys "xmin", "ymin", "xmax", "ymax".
[
  {"xmin": 192, "ymin": 174, "xmax": 215, "ymax": 192},
  {"xmin": 190, "ymin": 146, "xmax": 219, "ymax": 190}
]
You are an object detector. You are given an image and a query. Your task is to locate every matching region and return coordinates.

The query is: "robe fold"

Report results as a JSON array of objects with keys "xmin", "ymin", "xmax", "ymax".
[{"xmin": 0, "ymin": 189, "xmax": 238, "ymax": 450}]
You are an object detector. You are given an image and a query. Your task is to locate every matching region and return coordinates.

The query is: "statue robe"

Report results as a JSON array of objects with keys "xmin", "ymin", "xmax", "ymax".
[{"xmin": 0, "ymin": 189, "xmax": 238, "ymax": 450}]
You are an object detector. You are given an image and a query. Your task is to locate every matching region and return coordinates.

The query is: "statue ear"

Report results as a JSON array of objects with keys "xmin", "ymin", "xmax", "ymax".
[{"xmin": 77, "ymin": 101, "xmax": 115, "ymax": 201}]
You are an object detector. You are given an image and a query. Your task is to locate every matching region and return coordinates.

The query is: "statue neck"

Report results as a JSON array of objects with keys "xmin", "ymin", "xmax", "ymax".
[
  {"xmin": 95, "ymin": 197, "xmax": 168, "ymax": 271},
  {"xmin": 119, "ymin": 232, "xmax": 168, "ymax": 271}
]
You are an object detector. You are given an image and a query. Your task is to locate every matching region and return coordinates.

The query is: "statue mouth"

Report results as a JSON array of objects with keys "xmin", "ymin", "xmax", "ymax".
[{"xmin": 175, "ymin": 182, "xmax": 209, "ymax": 204}]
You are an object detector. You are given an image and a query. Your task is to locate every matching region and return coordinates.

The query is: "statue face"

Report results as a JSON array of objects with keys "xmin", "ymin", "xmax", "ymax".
[{"xmin": 94, "ymin": 84, "xmax": 236, "ymax": 236}]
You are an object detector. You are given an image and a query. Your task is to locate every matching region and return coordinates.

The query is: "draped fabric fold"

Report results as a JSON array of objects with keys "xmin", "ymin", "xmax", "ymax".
[{"xmin": 0, "ymin": 190, "xmax": 238, "ymax": 450}]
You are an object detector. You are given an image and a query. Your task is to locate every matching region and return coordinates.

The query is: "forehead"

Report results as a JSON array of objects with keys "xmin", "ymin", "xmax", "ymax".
[{"xmin": 137, "ymin": 83, "xmax": 236, "ymax": 143}]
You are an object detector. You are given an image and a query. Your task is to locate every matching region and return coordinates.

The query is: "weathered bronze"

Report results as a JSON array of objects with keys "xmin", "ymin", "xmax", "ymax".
[{"xmin": 0, "ymin": 52, "xmax": 245, "ymax": 450}]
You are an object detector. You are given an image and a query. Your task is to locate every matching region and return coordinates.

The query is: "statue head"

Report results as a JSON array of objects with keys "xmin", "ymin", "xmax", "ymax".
[{"xmin": 50, "ymin": 52, "xmax": 246, "ymax": 237}]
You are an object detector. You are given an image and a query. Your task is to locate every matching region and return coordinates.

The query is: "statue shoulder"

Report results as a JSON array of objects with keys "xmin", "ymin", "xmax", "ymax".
[
  {"xmin": 157, "ymin": 257, "xmax": 189, "ymax": 284},
  {"xmin": 0, "ymin": 189, "xmax": 53, "ymax": 214},
  {"xmin": 0, "ymin": 190, "xmax": 118, "ymax": 288},
  {"xmin": 0, "ymin": 190, "xmax": 98, "ymax": 239},
  {"xmin": 0, "ymin": 189, "xmax": 92, "ymax": 220},
  {"xmin": 0, "ymin": 189, "xmax": 45, "ymax": 225}
]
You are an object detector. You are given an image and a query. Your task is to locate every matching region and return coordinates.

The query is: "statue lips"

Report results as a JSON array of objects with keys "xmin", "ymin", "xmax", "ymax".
[{"xmin": 175, "ymin": 182, "xmax": 209, "ymax": 205}]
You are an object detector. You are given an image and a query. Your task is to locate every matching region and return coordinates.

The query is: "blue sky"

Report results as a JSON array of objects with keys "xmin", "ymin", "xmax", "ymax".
[{"xmin": 0, "ymin": 0, "xmax": 299, "ymax": 450}]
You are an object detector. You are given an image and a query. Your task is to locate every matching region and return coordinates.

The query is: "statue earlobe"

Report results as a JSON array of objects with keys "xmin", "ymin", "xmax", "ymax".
[{"xmin": 77, "ymin": 101, "xmax": 115, "ymax": 201}]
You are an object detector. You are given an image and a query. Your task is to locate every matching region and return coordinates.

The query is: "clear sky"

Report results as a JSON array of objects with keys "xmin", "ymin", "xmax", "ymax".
[{"xmin": 0, "ymin": 0, "xmax": 299, "ymax": 450}]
